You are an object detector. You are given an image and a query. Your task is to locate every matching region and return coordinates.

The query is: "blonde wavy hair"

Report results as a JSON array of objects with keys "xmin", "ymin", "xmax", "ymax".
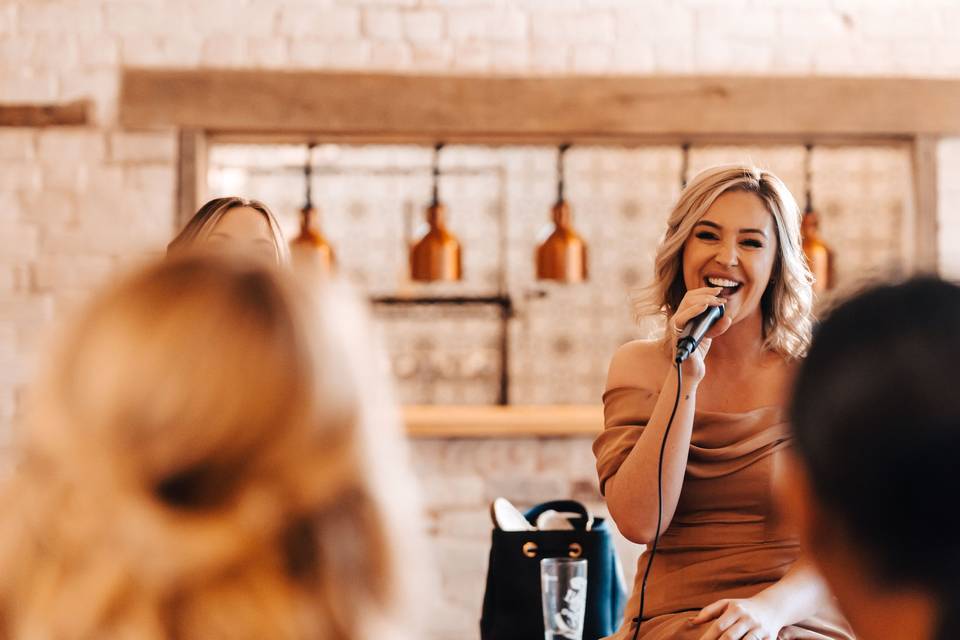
[
  {"xmin": 635, "ymin": 164, "xmax": 814, "ymax": 359},
  {"xmin": 168, "ymin": 196, "xmax": 291, "ymax": 265},
  {"xmin": 0, "ymin": 253, "xmax": 419, "ymax": 640}
]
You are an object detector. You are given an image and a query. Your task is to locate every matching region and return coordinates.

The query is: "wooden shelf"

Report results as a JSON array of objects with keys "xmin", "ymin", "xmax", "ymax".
[
  {"xmin": 0, "ymin": 100, "xmax": 90, "ymax": 127},
  {"xmin": 403, "ymin": 404, "xmax": 602, "ymax": 438}
]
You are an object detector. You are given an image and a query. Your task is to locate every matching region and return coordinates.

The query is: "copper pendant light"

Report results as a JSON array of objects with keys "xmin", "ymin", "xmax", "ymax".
[
  {"xmin": 536, "ymin": 144, "xmax": 587, "ymax": 283},
  {"xmin": 410, "ymin": 143, "xmax": 462, "ymax": 282},
  {"xmin": 800, "ymin": 143, "xmax": 833, "ymax": 294},
  {"xmin": 289, "ymin": 143, "xmax": 335, "ymax": 275}
]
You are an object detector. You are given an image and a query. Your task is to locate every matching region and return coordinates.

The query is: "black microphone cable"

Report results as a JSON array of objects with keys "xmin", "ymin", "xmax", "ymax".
[{"xmin": 630, "ymin": 359, "xmax": 683, "ymax": 640}]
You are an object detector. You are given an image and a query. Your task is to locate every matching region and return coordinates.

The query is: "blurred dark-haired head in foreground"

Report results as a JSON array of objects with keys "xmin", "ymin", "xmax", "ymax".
[{"xmin": 783, "ymin": 276, "xmax": 960, "ymax": 640}]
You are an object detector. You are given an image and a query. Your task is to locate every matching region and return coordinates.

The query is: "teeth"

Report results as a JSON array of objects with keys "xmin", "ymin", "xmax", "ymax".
[{"xmin": 707, "ymin": 277, "xmax": 740, "ymax": 288}]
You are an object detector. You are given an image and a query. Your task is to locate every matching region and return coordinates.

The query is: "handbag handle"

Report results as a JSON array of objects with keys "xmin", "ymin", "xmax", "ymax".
[
  {"xmin": 521, "ymin": 540, "xmax": 584, "ymax": 559},
  {"xmin": 523, "ymin": 500, "xmax": 594, "ymax": 530}
]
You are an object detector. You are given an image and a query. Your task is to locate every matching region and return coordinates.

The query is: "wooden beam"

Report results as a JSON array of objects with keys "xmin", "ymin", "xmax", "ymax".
[
  {"xmin": 206, "ymin": 130, "xmax": 911, "ymax": 148},
  {"xmin": 911, "ymin": 135, "xmax": 940, "ymax": 274},
  {"xmin": 121, "ymin": 70, "xmax": 960, "ymax": 140},
  {"xmin": 0, "ymin": 100, "xmax": 90, "ymax": 127},
  {"xmin": 176, "ymin": 129, "xmax": 207, "ymax": 229}
]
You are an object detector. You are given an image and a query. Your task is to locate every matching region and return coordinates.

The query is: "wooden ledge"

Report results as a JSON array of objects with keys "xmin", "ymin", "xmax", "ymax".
[
  {"xmin": 403, "ymin": 405, "xmax": 602, "ymax": 439},
  {"xmin": 0, "ymin": 100, "xmax": 90, "ymax": 127}
]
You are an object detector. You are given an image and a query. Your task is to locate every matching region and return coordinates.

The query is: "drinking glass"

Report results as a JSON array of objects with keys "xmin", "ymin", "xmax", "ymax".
[{"xmin": 540, "ymin": 557, "xmax": 588, "ymax": 640}]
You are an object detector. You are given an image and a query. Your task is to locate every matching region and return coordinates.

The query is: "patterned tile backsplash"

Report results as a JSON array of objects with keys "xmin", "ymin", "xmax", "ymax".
[{"xmin": 208, "ymin": 143, "xmax": 914, "ymax": 405}]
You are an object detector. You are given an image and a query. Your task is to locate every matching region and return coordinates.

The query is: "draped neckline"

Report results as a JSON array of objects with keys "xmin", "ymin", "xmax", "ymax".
[{"xmin": 603, "ymin": 385, "xmax": 785, "ymax": 420}]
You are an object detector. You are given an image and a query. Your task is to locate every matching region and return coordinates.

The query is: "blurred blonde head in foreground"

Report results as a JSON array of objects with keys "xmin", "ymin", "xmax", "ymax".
[{"xmin": 0, "ymin": 252, "xmax": 420, "ymax": 640}]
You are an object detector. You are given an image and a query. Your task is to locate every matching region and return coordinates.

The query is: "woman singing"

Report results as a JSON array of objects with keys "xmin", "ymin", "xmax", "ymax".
[{"xmin": 594, "ymin": 164, "xmax": 853, "ymax": 640}]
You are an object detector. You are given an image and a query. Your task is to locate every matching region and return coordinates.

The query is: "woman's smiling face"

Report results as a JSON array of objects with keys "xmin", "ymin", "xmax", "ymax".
[{"xmin": 681, "ymin": 189, "xmax": 779, "ymax": 324}]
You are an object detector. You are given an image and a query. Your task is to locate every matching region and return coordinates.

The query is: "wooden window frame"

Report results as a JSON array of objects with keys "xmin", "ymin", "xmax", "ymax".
[{"xmin": 120, "ymin": 70, "xmax": 947, "ymax": 436}]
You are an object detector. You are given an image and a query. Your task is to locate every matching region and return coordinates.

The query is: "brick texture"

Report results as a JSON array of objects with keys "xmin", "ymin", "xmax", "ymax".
[{"xmin": 4, "ymin": 3, "xmax": 960, "ymax": 638}]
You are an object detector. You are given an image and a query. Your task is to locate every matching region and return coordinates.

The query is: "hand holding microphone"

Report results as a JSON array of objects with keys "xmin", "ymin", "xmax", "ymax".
[
  {"xmin": 675, "ymin": 304, "xmax": 724, "ymax": 363},
  {"xmin": 671, "ymin": 287, "xmax": 731, "ymax": 377}
]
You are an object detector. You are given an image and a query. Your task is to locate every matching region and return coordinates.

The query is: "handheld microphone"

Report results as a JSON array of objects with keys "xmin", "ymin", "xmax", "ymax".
[{"xmin": 675, "ymin": 305, "xmax": 724, "ymax": 364}]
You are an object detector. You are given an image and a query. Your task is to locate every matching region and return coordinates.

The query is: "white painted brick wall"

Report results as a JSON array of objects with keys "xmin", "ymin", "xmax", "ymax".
[
  {"xmin": 201, "ymin": 34, "xmax": 248, "ymax": 67},
  {"xmin": 0, "ymin": 130, "xmax": 35, "ymax": 161},
  {"xmin": 37, "ymin": 130, "xmax": 105, "ymax": 162},
  {"xmin": 853, "ymin": 7, "xmax": 943, "ymax": 39},
  {"xmin": 77, "ymin": 34, "xmax": 121, "ymax": 68},
  {"xmin": 108, "ymin": 132, "xmax": 177, "ymax": 164},
  {"xmin": 20, "ymin": 190, "xmax": 77, "ymax": 227},
  {"xmin": 363, "ymin": 7, "xmax": 403, "ymax": 40},
  {"xmin": 0, "ymin": 36, "xmax": 29, "ymax": 68},
  {"xmin": 0, "ymin": 223, "xmax": 38, "ymax": 265},
  {"xmin": 614, "ymin": 6, "xmax": 694, "ymax": 40},
  {"xmin": 696, "ymin": 6, "xmax": 779, "ymax": 39},
  {"xmin": 571, "ymin": 43, "xmax": 613, "ymax": 73},
  {"xmin": 246, "ymin": 37, "xmax": 289, "ymax": 68},
  {"xmin": 18, "ymin": 1, "xmax": 101, "ymax": 35},
  {"xmin": 0, "ymin": 164, "xmax": 42, "ymax": 192},
  {"xmin": 324, "ymin": 39, "xmax": 373, "ymax": 68},
  {"xmin": 104, "ymin": 3, "xmax": 180, "ymax": 36},
  {"xmin": 778, "ymin": 9, "xmax": 850, "ymax": 38},
  {"xmin": 490, "ymin": 44, "xmax": 530, "ymax": 72},
  {"xmin": 531, "ymin": 11, "xmax": 615, "ymax": 44},
  {"xmin": 32, "ymin": 255, "xmax": 114, "ymax": 291},
  {"xmin": 369, "ymin": 41, "xmax": 412, "ymax": 68},
  {"xmin": 448, "ymin": 7, "xmax": 527, "ymax": 42},
  {"xmin": 119, "ymin": 35, "xmax": 203, "ymax": 67},
  {"xmin": 938, "ymin": 138, "xmax": 960, "ymax": 279},
  {"xmin": 402, "ymin": 9, "xmax": 445, "ymax": 42},
  {"xmin": 0, "ymin": 270, "xmax": 16, "ymax": 296},
  {"xmin": 278, "ymin": 6, "xmax": 361, "ymax": 38},
  {"xmin": 446, "ymin": 8, "xmax": 488, "ymax": 41},
  {"xmin": 0, "ymin": 72, "xmax": 58, "ymax": 102},
  {"xmin": 19, "ymin": 35, "xmax": 81, "ymax": 71},
  {"xmin": 287, "ymin": 39, "xmax": 327, "ymax": 68},
  {"xmin": 5, "ymin": 3, "xmax": 960, "ymax": 638},
  {"xmin": 189, "ymin": 1, "xmax": 278, "ymax": 37},
  {"xmin": 529, "ymin": 43, "xmax": 570, "ymax": 74},
  {"xmin": 412, "ymin": 40, "xmax": 454, "ymax": 69},
  {"xmin": 0, "ymin": 4, "xmax": 16, "ymax": 34},
  {"xmin": 0, "ymin": 294, "xmax": 54, "ymax": 326}
]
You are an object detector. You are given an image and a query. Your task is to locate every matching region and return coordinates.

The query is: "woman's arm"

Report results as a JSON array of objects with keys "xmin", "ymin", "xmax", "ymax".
[
  {"xmin": 752, "ymin": 555, "xmax": 832, "ymax": 627},
  {"xmin": 603, "ymin": 341, "xmax": 700, "ymax": 544},
  {"xmin": 604, "ymin": 286, "xmax": 728, "ymax": 544},
  {"xmin": 691, "ymin": 555, "xmax": 833, "ymax": 640}
]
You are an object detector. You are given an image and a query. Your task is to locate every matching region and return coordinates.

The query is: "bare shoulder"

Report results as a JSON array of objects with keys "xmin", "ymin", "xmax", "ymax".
[
  {"xmin": 758, "ymin": 351, "xmax": 799, "ymax": 406},
  {"xmin": 605, "ymin": 339, "xmax": 671, "ymax": 391},
  {"xmin": 775, "ymin": 356, "xmax": 801, "ymax": 401}
]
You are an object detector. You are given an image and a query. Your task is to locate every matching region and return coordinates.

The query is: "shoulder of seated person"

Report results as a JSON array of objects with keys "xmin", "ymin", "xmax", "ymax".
[{"xmin": 606, "ymin": 339, "xmax": 669, "ymax": 391}]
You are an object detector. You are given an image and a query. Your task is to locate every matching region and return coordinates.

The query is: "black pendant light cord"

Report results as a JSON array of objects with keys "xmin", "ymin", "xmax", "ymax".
[
  {"xmin": 680, "ymin": 142, "xmax": 691, "ymax": 190},
  {"xmin": 303, "ymin": 142, "xmax": 314, "ymax": 210},
  {"xmin": 556, "ymin": 143, "xmax": 570, "ymax": 204},
  {"xmin": 431, "ymin": 142, "xmax": 444, "ymax": 207},
  {"xmin": 631, "ymin": 361, "xmax": 683, "ymax": 640},
  {"xmin": 804, "ymin": 142, "xmax": 814, "ymax": 214}
]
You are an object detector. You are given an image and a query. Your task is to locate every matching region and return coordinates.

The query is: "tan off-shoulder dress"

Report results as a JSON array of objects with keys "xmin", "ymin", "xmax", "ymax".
[{"xmin": 594, "ymin": 386, "xmax": 854, "ymax": 640}]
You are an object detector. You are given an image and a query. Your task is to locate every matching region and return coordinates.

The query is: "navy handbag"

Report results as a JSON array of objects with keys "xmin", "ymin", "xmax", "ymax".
[{"xmin": 480, "ymin": 499, "xmax": 627, "ymax": 640}]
